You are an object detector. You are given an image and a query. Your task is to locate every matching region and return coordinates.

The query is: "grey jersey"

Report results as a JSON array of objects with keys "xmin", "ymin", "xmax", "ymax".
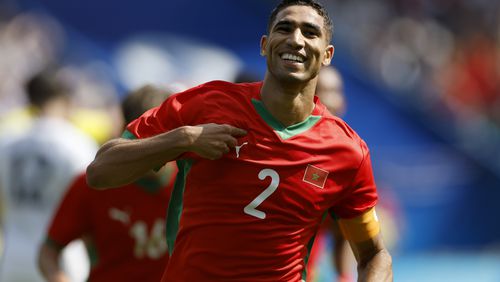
[{"xmin": 0, "ymin": 117, "xmax": 97, "ymax": 282}]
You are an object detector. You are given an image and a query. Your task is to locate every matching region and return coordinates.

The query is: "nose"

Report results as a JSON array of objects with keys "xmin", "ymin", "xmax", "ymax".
[{"xmin": 287, "ymin": 28, "xmax": 305, "ymax": 48}]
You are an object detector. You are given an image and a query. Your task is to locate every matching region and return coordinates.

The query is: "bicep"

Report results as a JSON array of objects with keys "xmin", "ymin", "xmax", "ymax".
[
  {"xmin": 337, "ymin": 207, "xmax": 384, "ymax": 263},
  {"xmin": 348, "ymin": 233, "xmax": 386, "ymax": 265}
]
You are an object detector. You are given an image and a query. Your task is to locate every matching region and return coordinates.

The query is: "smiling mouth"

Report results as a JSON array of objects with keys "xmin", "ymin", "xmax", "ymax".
[{"xmin": 280, "ymin": 53, "xmax": 306, "ymax": 63}]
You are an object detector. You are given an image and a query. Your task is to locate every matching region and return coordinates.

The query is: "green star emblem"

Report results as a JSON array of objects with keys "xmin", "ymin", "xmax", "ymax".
[{"xmin": 312, "ymin": 173, "xmax": 320, "ymax": 181}]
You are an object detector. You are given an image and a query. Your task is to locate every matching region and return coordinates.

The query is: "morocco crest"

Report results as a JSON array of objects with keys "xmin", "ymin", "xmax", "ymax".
[{"xmin": 302, "ymin": 164, "xmax": 329, "ymax": 189}]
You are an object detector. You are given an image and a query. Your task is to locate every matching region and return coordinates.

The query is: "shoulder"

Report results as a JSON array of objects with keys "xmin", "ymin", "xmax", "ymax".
[
  {"xmin": 314, "ymin": 101, "xmax": 360, "ymax": 142},
  {"xmin": 0, "ymin": 134, "xmax": 25, "ymax": 153},
  {"xmin": 199, "ymin": 80, "xmax": 239, "ymax": 89},
  {"xmin": 68, "ymin": 173, "xmax": 93, "ymax": 195},
  {"xmin": 164, "ymin": 81, "xmax": 260, "ymax": 120},
  {"xmin": 321, "ymin": 115, "xmax": 370, "ymax": 160},
  {"xmin": 335, "ymin": 118, "xmax": 363, "ymax": 142},
  {"xmin": 173, "ymin": 80, "xmax": 260, "ymax": 101},
  {"xmin": 55, "ymin": 173, "xmax": 92, "ymax": 206},
  {"xmin": 320, "ymin": 113, "xmax": 362, "ymax": 141},
  {"xmin": 35, "ymin": 118, "xmax": 98, "ymax": 153},
  {"xmin": 172, "ymin": 80, "xmax": 233, "ymax": 99},
  {"xmin": 200, "ymin": 80, "xmax": 259, "ymax": 91}
]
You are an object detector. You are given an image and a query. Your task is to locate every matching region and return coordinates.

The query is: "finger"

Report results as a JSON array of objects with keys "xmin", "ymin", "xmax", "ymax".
[
  {"xmin": 221, "ymin": 144, "xmax": 230, "ymax": 154},
  {"xmin": 209, "ymin": 150, "xmax": 224, "ymax": 160},
  {"xmin": 224, "ymin": 136, "xmax": 238, "ymax": 148},
  {"xmin": 222, "ymin": 124, "xmax": 247, "ymax": 137},
  {"xmin": 212, "ymin": 140, "xmax": 229, "ymax": 153}
]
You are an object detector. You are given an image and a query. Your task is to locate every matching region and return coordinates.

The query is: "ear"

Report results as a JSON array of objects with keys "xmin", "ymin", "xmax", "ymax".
[
  {"xmin": 260, "ymin": 35, "xmax": 268, "ymax": 56},
  {"xmin": 322, "ymin": 44, "xmax": 335, "ymax": 66}
]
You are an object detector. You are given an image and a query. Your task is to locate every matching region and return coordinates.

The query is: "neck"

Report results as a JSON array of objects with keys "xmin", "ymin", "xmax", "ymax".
[{"xmin": 260, "ymin": 73, "xmax": 318, "ymax": 127}]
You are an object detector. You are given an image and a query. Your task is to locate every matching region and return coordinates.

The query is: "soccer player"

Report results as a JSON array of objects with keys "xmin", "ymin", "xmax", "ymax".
[
  {"xmin": 315, "ymin": 66, "xmax": 346, "ymax": 117},
  {"xmin": 0, "ymin": 69, "xmax": 96, "ymax": 282},
  {"xmin": 38, "ymin": 85, "xmax": 176, "ymax": 282},
  {"xmin": 86, "ymin": 0, "xmax": 393, "ymax": 281}
]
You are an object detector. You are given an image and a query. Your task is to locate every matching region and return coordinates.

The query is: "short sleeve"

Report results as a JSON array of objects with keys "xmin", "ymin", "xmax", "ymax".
[
  {"xmin": 331, "ymin": 140, "xmax": 378, "ymax": 219},
  {"xmin": 47, "ymin": 173, "xmax": 91, "ymax": 246},
  {"xmin": 124, "ymin": 84, "xmax": 207, "ymax": 139}
]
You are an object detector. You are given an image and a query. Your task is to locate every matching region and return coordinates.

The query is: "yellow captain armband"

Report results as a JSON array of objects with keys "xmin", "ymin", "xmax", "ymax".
[{"xmin": 338, "ymin": 207, "xmax": 380, "ymax": 243}]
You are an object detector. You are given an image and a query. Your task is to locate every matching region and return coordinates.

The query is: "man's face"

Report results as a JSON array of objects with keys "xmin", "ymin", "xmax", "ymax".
[{"xmin": 261, "ymin": 5, "xmax": 334, "ymax": 84}]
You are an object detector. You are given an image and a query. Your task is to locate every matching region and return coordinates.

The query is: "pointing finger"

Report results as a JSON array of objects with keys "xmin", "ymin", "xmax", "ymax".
[{"xmin": 223, "ymin": 125, "xmax": 247, "ymax": 137}]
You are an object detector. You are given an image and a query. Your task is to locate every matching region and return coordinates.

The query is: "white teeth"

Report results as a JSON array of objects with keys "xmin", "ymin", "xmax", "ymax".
[{"xmin": 281, "ymin": 53, "xmax": 304, "ymax": 63}]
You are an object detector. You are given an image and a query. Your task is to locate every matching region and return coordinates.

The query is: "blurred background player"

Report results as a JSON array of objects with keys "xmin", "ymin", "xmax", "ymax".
[
  {"xmin": 38, "ymin": 84, "xmax": 177, "ymax": 282},
  {"xmin": 315, "ymin": 66, "xmax": 346, "ymax": 117},
  {"xmin": 0, "ymin": 68, "xmax": 97, "ymax": 282},
  {"xmin": 307, "ymin": 65, "xmax": 354, "ymax": 282}
]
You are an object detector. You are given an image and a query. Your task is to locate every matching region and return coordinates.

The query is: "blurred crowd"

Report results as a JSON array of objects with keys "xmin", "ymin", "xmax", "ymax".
[
  {"xmin": 0, "ymin": 10, "xmax": 124, "ymax": 144},
  {"xmin": 0, "ymin": 2, "xmax": 243, "ymax": 145},
  {"xmin": 324, "ymin": 0, "xmax": 500, "ymax": 174}
]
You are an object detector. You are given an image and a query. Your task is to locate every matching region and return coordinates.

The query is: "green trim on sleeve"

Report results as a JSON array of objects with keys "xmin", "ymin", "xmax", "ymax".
[
  {"xmin": 121, "ymin": 129, "xmax": 137, "ymax": 139},
  {"xmin": 166, "ymin": 159, "xmax": 193, "ymax": 256}
]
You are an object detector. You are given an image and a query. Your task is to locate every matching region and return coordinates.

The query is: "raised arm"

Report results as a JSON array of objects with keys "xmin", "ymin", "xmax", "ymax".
[
  {"xmin": 86, "ymin": 124, "xmax": 247, "ymax": 189},
  {"xmin": 337, "ymin": 208, "xmax": 393, "ymax": 282}
]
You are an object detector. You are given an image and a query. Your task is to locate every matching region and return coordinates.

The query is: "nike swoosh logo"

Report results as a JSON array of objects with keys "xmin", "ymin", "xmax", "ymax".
[{"xmin": 235, "ymin": 142, "xmax": 248, "ymax": 158}]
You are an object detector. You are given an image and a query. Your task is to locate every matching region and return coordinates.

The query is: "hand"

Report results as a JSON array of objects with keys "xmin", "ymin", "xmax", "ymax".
[
  {"xmin": 186, "ymin": 123, "xmax": 247, "ymax": 160},
  {"xmin": 47, "ymin": 272, "xmax": 70, "ymax": 282}
]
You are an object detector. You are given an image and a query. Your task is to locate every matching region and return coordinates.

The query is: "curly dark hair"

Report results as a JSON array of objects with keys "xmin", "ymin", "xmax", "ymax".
[{"xmin": 267, "ymin": 0, "xmax": 333, "ymax": 43}]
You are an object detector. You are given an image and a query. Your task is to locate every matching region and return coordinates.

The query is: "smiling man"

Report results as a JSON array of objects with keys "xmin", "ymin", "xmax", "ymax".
[{"xmin": 86, "ymin": 0, "xmax": 393, "ymax": 281}]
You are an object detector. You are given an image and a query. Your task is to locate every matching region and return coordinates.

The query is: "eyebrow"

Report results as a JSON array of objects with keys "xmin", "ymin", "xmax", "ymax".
[
  {"xmin": 303, "ymin": 22, "xmax": 322, "ymax": 34},
  {"xmin": 273, "ymin": 19, "xmax": 293, "ymax": 29},
  {"xmin": 274, "ymin": 19, "xmax": 323, "ymax": 35}
]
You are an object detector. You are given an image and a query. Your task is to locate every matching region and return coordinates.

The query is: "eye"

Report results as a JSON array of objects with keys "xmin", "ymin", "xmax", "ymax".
[
  {"xmin": 303, "ymin": 29, "xmax": 319, "ymax": 38},
  {"xmin": 276, "ymin": 25, "xmax": 291, "ymax": 33}
]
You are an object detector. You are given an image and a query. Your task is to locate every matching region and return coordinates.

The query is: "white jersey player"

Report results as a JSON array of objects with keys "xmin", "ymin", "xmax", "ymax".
[{"xmin": 0, "ymin": 70, "xmax": 98, "ymax": 282}]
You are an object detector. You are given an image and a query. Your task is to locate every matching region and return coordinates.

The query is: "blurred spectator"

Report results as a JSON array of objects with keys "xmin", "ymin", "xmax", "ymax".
[
  {"xmin": 0, "ymin": 12, "xmax": 64, "ymax": 119},
  {"xmin": 0, "ymin": 68, "xmax": 97, "ymax": 282},
  {"xmin": 438, "ymin": 32, "xmax": 500, "ymax": 122},
  {"xmin": 59, "ymin": 63, "xmax": 123, "ymax": 144},
  {"xmin": 324, "ymin": 0, "xmax": 500, "ymax": 175},
  {"xmin": 38, "ymin": 84, "xmax": 176, "ymax": 282},
  {"xmin": 0, "ymin": 11, "xmax": 122, "ymax": 146},
  {"xmin": 314, "ymin": 66, "xmax": 346, "ymax": 117}
]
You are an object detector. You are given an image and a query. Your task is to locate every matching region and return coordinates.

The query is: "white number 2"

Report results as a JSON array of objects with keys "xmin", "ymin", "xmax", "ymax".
[{"xmin": 244, "ymin": 168, "xmax": 280, "ymax": 219}]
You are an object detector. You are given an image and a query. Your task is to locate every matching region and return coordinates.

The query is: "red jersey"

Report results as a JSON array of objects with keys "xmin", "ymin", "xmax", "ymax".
[
  {"xmin": 47, "ymin": 171, "xmax": 175, "ymax": 282},
  {"xmin": 125, "ymin": 81, "xmax": 378, "ymax": 282}
]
